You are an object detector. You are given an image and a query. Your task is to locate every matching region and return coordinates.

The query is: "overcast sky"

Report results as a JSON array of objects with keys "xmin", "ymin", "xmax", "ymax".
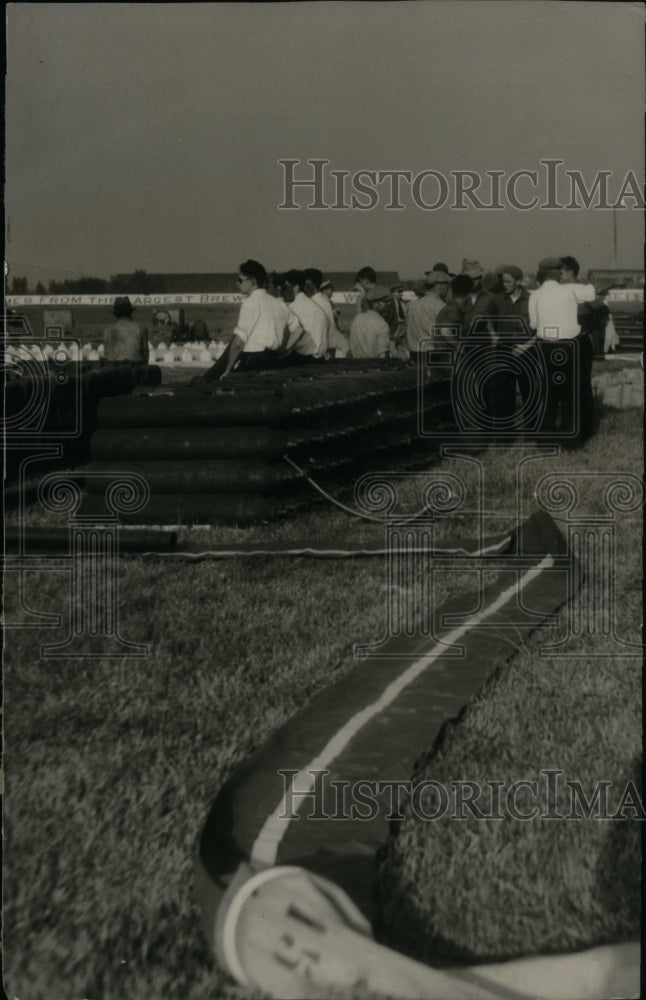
[{"xmin": 6, "ymin": 1, "xmax": 644, "ymax": 283}]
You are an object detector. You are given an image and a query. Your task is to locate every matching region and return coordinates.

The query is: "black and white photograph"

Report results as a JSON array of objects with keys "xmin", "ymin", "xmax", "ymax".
[{"xmin": 4, "ymin": 3, "xmax": 644, "ymax": 998}]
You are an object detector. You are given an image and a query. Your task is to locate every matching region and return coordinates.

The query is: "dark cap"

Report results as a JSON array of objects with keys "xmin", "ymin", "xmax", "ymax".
[
  {"xmin": 113, "ymin": 296, "xmax": 134, "ymax": 317},
  {"xmin": 366, "ymin": 285, "xmax": 392, "ymax": 303}
]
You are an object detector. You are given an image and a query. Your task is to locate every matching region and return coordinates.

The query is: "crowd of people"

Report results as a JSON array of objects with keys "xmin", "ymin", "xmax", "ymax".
[{"xmin": 102, "ymin": 253, "xmax": 617, "ymax": 447}]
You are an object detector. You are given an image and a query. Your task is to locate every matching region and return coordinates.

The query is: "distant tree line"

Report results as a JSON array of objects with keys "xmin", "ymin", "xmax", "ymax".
[{"xmin": 9, "ymin": 269, "xmax": 154, "ymax": 295}]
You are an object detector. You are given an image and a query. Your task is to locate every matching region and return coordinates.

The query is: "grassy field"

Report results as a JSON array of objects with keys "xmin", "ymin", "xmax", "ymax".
[{"xmin": 3, "ymin": 405, "xmax": 643, "ymax": 1000}]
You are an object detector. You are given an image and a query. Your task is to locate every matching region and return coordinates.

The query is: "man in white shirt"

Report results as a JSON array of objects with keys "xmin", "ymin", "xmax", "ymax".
[
  {"xmin": 204, "ymin": 260, "xmax": 289, "ymax": 380},
  {"xmin": 349, "ymin": 286, "xmax": 391, "ymax": 358},
  {"xmin": 302, "ymin": 268, "xmax": 333, "ymax": 357},
  {"xmin": 528, "ymin": 256, "xmax": 596, "ymax": 443},
  {"xmin": 283, "ymin": 269, "xmax": 328, "ymax": 361},
  {"xmin": 265, "ymin": 271, "xmax": 305, "ymax": 358}
]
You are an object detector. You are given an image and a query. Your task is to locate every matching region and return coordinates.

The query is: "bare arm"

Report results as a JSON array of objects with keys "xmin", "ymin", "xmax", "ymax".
[{"xmin": 221, "ymin": 334, "xmax": 245, "ymax": 378}]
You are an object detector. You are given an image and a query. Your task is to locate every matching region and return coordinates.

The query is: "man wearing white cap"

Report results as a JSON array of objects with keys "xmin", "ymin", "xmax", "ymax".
[{"xmin": 406, "ymin": 269, "xmax": 451, "ymax": 363}]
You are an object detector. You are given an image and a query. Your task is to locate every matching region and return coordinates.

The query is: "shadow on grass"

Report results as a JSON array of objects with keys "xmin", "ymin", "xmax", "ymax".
[{"xmin": 592, "ymin": 753, "xmax": 642, "ymax": 942}]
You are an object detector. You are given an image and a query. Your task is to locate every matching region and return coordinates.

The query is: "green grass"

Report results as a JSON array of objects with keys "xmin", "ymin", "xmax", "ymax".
[
  {"xmin": 3, "ymin": 407, "xmax": 643, "ymax": 1000},
  {"xmin": 376, "ymin": 413, "xmax": 643, "ymax": 966}
]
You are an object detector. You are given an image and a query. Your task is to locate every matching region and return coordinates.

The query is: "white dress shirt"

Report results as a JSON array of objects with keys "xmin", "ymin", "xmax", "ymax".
[
  {"xmin": 234, "ymin": 288, "xmax": 291, "ymax": 352},
  {"xmin": 289, "ymin": 292, "xmax": 329, "ymax": 357},
  {"xmin": 528, "ymin": 280, "xmax": 595, "ymax": 340},
  {"xmin": 272, "ymin": 298, "xmax": 303, "ymax": 351},
  {"xmin": 312, "ymin": 292, "xmax": 334, "ymax": 354}
]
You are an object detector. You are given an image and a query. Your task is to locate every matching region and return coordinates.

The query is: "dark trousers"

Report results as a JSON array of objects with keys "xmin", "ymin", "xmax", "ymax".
[
  {"xmin": 485, "ymin": 345, "xmax": 533, "ymax": 422},
  {"xmin": 535, "ymin": 333, "xmax": 595, "ymax": 444},
  {"xmin": 204, "ymin": 346, "xmax": 279, "ymax": 381}
]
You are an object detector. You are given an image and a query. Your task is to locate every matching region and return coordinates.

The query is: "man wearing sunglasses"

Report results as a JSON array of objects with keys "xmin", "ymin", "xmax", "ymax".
[{"xmin": 204, "ymin": 259, "xmax": 289, "ymax": 380}]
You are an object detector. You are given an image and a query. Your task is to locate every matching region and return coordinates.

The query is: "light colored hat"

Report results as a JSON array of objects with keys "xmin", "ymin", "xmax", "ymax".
[
  {"xmin": 425, "ymin": 270, "xmax": 452, "ymax": 287},
  {"xmin": 460, "ymin": 259, "xmax": 485, "ymax": 279}
]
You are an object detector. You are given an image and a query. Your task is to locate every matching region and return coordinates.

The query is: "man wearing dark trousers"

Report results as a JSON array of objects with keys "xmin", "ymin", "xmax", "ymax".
[
  {"xmin": 487, "ymin": 265, "xmax": 532, "ymax": 421},
  {"xmin": 203, "ymin": 260, "xmax": 286, "ymax": 381},
  {"xmin": 528, "ymin": 256, "xmax": 596, "ymax": 445}
]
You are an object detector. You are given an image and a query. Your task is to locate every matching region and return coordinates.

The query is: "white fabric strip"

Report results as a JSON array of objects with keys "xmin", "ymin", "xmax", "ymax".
[{"xmin": 135, "ymin": 534, "xmax": 513, "ymax": 561}]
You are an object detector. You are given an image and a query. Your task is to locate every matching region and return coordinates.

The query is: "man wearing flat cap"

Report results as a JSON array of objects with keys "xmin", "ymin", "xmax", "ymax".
[
  {"xmin": 528, "ymin": 256, "xmax": 596, "ymax": 444},
  {"xmin": 103, "ymin": 297, "xmax": 149, "ymax": 363},
  {"xmin": 349, "ymin": 286, "xmax": 391, "ymax": 358},
  {"xmin": 406, "ymin": 269, "xmax": 451, "ymax": 363}
]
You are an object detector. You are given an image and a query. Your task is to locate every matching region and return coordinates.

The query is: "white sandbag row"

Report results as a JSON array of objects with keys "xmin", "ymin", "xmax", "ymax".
[
  {"xmin": 150, "ymin": 340, "xmax": 227, "ymax": 367},
  {"xmin": 3, "ymin": 341, "xmax": 105, "ymax": 363},
  {"xmin": 3, "ymin": 339, "xmax": 228, "ymax": 367}
]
